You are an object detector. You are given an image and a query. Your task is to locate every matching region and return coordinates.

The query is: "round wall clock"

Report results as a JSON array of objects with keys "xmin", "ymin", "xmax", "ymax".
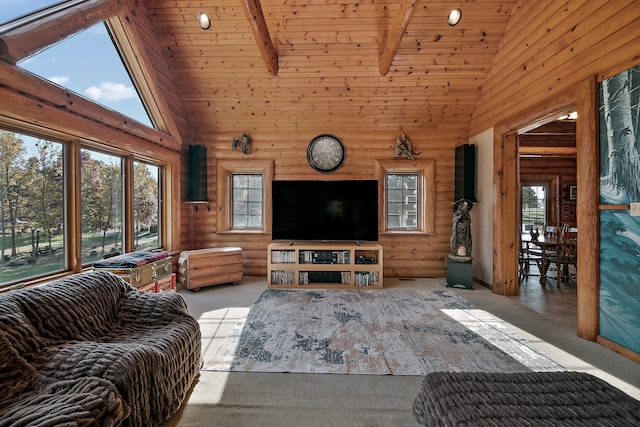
[{"xmin": 306, "ymin": 134, "xmax": 345, "ymax": 173}]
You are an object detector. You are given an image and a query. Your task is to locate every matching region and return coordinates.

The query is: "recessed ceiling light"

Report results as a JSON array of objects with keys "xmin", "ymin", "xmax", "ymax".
[
  {"xmin": 558, "ymin": 111, "xmax": 578, "ymax": 120},
  {"xmin": 196, "ymin": 13, "xmax": 211, "ymax": 30},
  {"xmin": 447, "ymin": 8, "xmax": 462, "ymax": 26}
]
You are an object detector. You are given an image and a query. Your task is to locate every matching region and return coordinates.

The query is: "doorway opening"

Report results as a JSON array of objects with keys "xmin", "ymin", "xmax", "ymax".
[{"xmin": 521, "ymin": 185, "xmax": 546, "ymax": 233}]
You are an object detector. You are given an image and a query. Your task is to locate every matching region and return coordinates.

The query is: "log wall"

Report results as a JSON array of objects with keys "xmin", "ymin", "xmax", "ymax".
[
  {"xmin": 470, "ymin": 1, "xmax": 640, "ymax": 135},
  {"xmin": 177, "ymin": 1, "xmax": 640, "ymax": 280},
  {"xmin": 474, "ymin": 0, "xmax": 639, "ymax": 347},
  {"xmin": 181, "ymin": 133, "xmax": 460, "ymax": 278}
]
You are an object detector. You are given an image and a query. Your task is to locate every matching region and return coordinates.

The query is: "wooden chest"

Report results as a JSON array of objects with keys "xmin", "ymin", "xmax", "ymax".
[
  {"xmin": 137, "ymin": 273, "xmax": 177, "ymax": 293},
  {"xmin": 93, "ymin": 251, "xmax": 172, "ymax": 289},
  {"xmin": 178, "ymin": 247, "xmax": 243, "ymax": 291}
]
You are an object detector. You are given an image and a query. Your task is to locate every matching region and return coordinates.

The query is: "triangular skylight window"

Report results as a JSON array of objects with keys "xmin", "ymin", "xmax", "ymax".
[
  {"xmin": 0, "ymin": 1, "xmax": 57, "ymax": 24},
  {"xmin": 1, "ymin": 4, "xmax": 153, "ymax": 128}
]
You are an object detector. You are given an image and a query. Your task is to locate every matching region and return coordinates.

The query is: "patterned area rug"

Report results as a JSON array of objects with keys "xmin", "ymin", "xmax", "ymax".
[{"xmin": 203, "ymin": 289, "xmax": 565, "ymax": 375}]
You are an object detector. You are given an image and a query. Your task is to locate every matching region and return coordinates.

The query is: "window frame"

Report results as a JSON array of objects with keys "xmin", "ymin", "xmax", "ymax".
[
  {"xmin": 375, "ymin": 159, "xmax": 436, "ymax": 235},
  {"xmin": 0, "ymin": 5, "xmax": 178, "ymax": 288},
  {"xmin": 79, "ymin": 145, "xmax": 126, "ymax": 266},
  {"xmin": 385, "ymin": 172, "xmax": 420, "ymax": 230},
  {"xmin": 231, "ymin": 173, "xmax": 264, "ymax": 230},
  {"xmin": 132, "ymin": 159, "xmax": 162, "ymax": 252},
  {"xmin": 0, "ymin": 124, "xmax": 171, "ymax": 289},
  {"xmin": 216, "ymin": 159, "xmax": 274, "ymax": 235}
]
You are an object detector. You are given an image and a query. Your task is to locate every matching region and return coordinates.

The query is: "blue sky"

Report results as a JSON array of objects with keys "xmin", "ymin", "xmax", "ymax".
[{"xmin": 1, "ymin": 0, "xmax": 152, "ymax": 127}]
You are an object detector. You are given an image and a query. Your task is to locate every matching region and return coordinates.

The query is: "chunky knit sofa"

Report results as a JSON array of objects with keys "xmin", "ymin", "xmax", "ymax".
[{"xmin": 0, "ymin": 271, "xmax": 202, "ymax": 426}]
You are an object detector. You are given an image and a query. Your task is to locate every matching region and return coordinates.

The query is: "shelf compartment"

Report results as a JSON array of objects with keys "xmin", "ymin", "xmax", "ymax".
[
  {"xmin": 299, "ymin": 271, "xmax": 351, "ymax": 285},
  {"xmin": 271, "ymin": 250, "xmax": 296, "ymax": 264},
  {"xmin": 271, "ymin": 270, "xmax": 296, "ymax": 285},
  {"xmin": 354, "ymin": 271, "xmax": 380, "ymax": 286}
]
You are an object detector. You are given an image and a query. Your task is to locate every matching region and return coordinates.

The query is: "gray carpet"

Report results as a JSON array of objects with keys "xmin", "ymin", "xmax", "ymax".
[
  {"xmin": 162, "ymin": 278, "xmax": 640, "ymax": 427},
  {"xmin": 166, "ymin": 372, "xmax": 424, "ymax": 427},
  {"xmin": 204, "ymin": 288, "xmax": 564, "ymax": 375}
]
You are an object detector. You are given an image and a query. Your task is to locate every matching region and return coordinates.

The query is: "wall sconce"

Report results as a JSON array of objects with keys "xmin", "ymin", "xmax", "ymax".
[
  {"xmin": 447, "ymin": 8, "xmax": 462, "ymax": 26},
  {"xmin": 196, "ymin": 13, "xmax": 211, "ymax": 30}
]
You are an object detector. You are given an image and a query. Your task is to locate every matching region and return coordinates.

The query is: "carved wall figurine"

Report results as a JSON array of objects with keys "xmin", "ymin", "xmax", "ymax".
[
  {"xmin": 231, "ymin": 133, "xmax": 252, "ymax": 154},
  {"xmin": 394, "ymin": 132, "xmax": 421, "ymax": 159}
]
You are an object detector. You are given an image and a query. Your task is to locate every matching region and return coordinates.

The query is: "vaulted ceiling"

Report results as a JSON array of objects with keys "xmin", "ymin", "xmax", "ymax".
[{"xmin": 144, "ymin": 0, "xmax": 519, "ymax": 139}]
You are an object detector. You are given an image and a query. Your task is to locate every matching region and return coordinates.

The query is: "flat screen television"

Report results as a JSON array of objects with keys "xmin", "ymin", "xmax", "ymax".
[{"xmin": 272, "ymin": 180, "xmax": 378, "ymax": 242}]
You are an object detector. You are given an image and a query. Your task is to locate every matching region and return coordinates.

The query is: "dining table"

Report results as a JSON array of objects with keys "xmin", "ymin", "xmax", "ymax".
[{"xmin": 522, "ymin": 234, "xmax": 560, "ymax": 285}]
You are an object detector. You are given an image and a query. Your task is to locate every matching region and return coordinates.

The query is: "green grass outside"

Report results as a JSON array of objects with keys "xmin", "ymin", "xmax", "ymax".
[
  {"xmin": 522, "ymin": 208, "xmax": 545, "ymax": 231},
  {"xmin": 1, "ymin": 231, "xmax": 157, "ymax": 286}
]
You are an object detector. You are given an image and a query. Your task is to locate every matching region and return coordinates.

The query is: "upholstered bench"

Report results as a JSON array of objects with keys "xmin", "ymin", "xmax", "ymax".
[
  {"xmin": 413, "ymin": 371, "xmax": 640, "ymax": 426},
  {"xmin": 178, "ymin": 247, "xmax": 243, "ymax": 291}
]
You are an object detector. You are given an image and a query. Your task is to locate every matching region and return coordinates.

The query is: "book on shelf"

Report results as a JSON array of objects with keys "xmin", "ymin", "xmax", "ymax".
[
  {"xmin": 271, "ymin": 270, "xmax": 295, "ymax": 285},
  {"xmin": 299, "ymin": 250, "xmax": 313, "ymax": 264},
  {"xmin": 341, "ymin": 271, "xmax": 351, "ymax": 284},
  {"xmin": 355, "ymin": 271, "xmax": 379, "ymax": 286},
  {"xmin": 299, "ymin": 271, "xmax": 309, "ymax": 284},
  {"xmin": 271, "ymin": 250, "xmax": 295, "ymax": 264}
]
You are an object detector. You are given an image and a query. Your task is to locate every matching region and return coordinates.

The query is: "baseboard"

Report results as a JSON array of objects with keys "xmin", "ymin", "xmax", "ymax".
[
  {"xmin": 596, "ymin": 335, "xmax": 640, "ymax": 364},
  {"xmin": 473, "ymin": 277, "xmax": 492, "ymax": 290}
]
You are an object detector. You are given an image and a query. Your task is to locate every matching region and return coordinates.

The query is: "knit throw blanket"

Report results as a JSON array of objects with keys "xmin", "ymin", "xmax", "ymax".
[
  {"xmin": 413, "ymin": 371, "xmax": 640, "ymax": 426},
  {"xmin": 0, "ymin": 271, "xmax": 202, "ymax": 426}
]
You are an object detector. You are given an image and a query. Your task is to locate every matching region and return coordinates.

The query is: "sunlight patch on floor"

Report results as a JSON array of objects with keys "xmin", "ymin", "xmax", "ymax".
[
  {"xmin": 186, "ymin": 372, "xmax": 231, "ymax": 404},
  {"xmin": 441, "ymin": 308, "xmax": 565, "ymax": 371},
  {"xmin": 198, "ymin": 307, "xmax": 250, "ymax": 360},
  {"xmin": 442, "ymin": 308, "xmax": 640, "ymax": 398}
]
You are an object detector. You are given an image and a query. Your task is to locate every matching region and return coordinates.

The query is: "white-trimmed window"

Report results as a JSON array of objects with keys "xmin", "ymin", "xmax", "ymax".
[
  {"xmin": 232, "ymin": 174, "xmax": 263, "ymax": 228},
  {"xmin": 387, "ymin": 173, "xmax": 419, "ymax": 229},
  {"xmin": 375, "ymin": 159, "xmax": 436, "ymax": 234},
  {"xmin": 217, "ymin": 160, "xmax": 274, "ymax": 233}
]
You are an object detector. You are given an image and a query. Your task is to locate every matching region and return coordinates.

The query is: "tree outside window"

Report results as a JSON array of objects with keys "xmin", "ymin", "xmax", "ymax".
[
  {"xmin": 80, "ymin": 149, "xmax": 123, "ymax": 264},
  {"xmin": 134, "ymin": 162, "xmax": 160, "ymax": 251},
  {"xmin": 0, "ymin": 130, "xmax": 65, "ymax": 285},
  {"xmin": 521, "ymin": 185, "xmax": 545, "ymax": 232}
]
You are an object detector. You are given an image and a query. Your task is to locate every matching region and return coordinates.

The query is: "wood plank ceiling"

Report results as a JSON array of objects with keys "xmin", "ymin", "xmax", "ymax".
[{"xmin": 144, "ymin": 0, "xmax": 518, "ymax": 139}]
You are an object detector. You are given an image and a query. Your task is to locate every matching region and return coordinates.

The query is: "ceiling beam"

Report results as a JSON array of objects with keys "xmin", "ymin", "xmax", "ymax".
[
  {"xmin": 379, "ymin": 0, "xmax": 417, "ymax": 76},
  {"xmin": 0, "ymin": 0, "xmax": 119, "ymax": 64},
  {"xmin": 240, "ymin": 0, "xmax": 278, "ymax": 76}
]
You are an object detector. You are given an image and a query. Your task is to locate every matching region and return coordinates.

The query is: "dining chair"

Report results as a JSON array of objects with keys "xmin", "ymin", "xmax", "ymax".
[
  {"xmin": 544, "ymin": 225, "xmax": 560, "ymax": 238},
  {"xmin": 519, "ymin": 236, "xmax": 542, "ymax": 282},
  {"xmin": 546, "ymin": 231, "xmax": 577, "ymax": 287}
]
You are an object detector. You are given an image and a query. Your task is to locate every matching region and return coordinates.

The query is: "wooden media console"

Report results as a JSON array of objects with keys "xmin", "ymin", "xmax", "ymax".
[{"xmin": 267, "ymin": 243, "xmax": 383, "ymax": 289}]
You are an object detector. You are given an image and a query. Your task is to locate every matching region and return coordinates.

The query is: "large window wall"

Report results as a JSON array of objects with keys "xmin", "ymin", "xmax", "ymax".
[
  {"xmin": 0, "ymin": 129, "xmax": 165, "ymax": 288},
  {"xmin": 0, "ymin": 1, "xmax": 182, "ymax": 289}
]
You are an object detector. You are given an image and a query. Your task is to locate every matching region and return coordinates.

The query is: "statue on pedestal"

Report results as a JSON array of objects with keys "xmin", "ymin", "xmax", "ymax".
[{"xmin": 449, "ymin": 198, "xmax": 473, "ymax": 263}]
